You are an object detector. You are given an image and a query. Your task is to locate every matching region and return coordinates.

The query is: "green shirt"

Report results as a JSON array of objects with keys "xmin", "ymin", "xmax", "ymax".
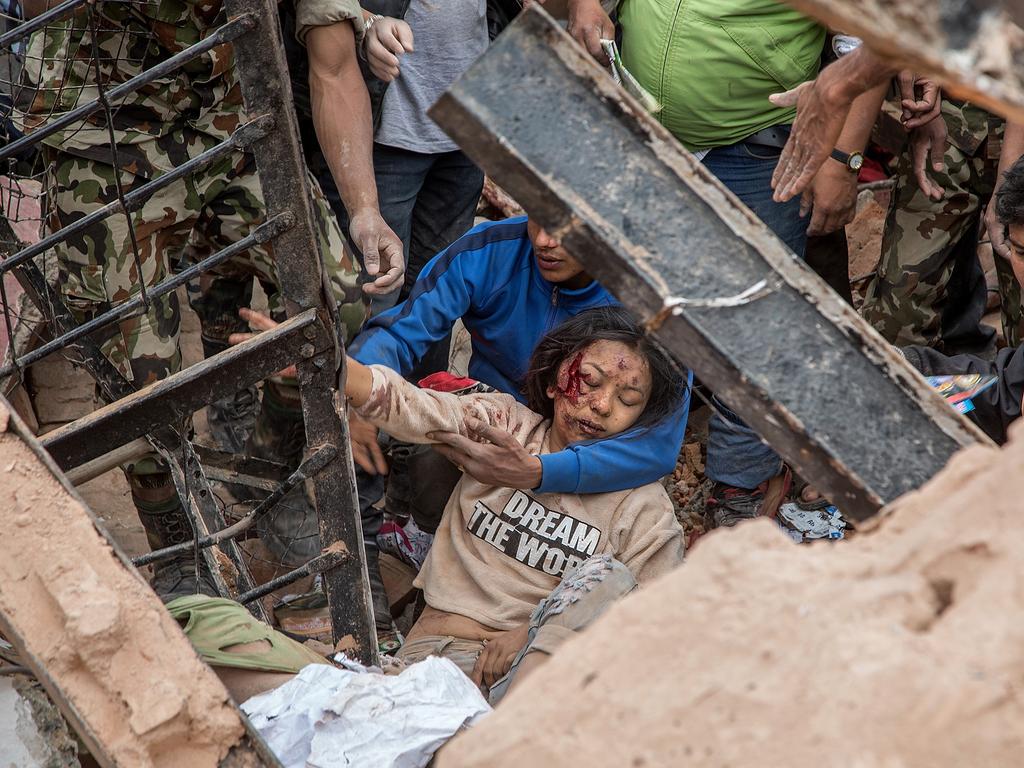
[{"xmin": 619, "ymin": 0, "xmax": 825, "ymax": 152}]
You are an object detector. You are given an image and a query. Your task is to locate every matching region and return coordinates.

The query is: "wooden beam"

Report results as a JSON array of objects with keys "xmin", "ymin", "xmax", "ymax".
[{"xmin": 430, "ymin": 6, "xmax": 990, "ymax": 521}]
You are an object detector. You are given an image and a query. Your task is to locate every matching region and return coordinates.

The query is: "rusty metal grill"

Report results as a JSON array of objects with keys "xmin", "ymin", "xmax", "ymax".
[{"xmin": 0, "ymin": 0, "xmax": 375, "ymax": 664}]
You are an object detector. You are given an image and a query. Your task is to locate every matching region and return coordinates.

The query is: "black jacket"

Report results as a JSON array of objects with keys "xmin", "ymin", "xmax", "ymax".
[{"xmin": 902, "ymin": 344, "xmax": 1024, "ymax": 444}]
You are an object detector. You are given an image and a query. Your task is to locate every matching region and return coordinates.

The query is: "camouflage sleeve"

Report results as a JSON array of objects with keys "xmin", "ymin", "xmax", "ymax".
[{"xmin": 293, "ymin": 0, "xmax": 364, "ymax": 45}]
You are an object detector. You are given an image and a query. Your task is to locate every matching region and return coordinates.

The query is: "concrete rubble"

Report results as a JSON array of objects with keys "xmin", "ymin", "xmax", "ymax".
[{"xmin": 438, "ymin": 422, "xmax": 1024, "ymax": 768}]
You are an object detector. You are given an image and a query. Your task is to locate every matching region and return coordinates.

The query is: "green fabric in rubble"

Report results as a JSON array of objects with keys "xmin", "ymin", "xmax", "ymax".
[{"xmin": 168, "ymin": 595, "xmax": 332, "ymax": 674}]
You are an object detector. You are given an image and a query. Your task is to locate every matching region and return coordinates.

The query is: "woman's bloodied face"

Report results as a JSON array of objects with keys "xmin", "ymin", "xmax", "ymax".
[{"xmin": 546, "ymin": 339, "xmax": 652, "ymax": 447}]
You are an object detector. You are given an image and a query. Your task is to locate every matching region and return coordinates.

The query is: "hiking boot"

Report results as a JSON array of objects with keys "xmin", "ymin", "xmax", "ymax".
[
  {"xmin": 256, "ymin": 483, "xmax": 322, "ymax": 566},
  {"xmin": 207, "ymin": 385, "xmax": 259, "ymax": 454},
  {"xmin": 151, "ymin": 557, "xmax": 219, "ymax": 604},
  {"xmin": 201, "ymin": 333, "xmax": 260, "ymax": 454},
  {"xmin": 705, "ymin": 469, "xmax": 791, "ymax": 529},
  {"xmin": 247, "ymin": 378, "xmax": 306, "ymax": 468}
]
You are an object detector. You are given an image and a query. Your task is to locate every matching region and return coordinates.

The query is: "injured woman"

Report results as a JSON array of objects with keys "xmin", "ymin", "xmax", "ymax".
[{"xmin": 344, "ymin": 306, "xmax": 687, "ymax": 702}]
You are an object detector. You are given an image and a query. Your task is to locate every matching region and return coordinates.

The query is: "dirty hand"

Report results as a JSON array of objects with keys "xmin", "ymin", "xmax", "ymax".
[
  {"xmin": 802, "ymin": 160, "xmax": 858, "ymax": 236},
  {"xmin": 428, "ymin": 416, "xmax": 543, "ymax": 490},
  {"xmin": 349, "ymin": 410, "xmax": 388, "ymax": 475},
  {"xmin": 565, "ymin": 0, "xmax": 615, "ymax": 61},
  {"xmin": 985, "ymin": 195, "xmax": 1011, "ymax": 260},
  {"xmin": 770, "ymin": 80, "xmax": 852, "ymax": 203},
  {"xmin": 472, "ymin": 623, "xmax": 530, "ymax": 689},
  {"xmin": 364, "ymin": 16, "xmax": 413, "ymax": 82},
  {"xmin": 909, "ymin": 116, "xmax": 947, "ymax": 201},
  {"xmin": 227, "ymin": 308, "xmax": 298, "ymax": 378},
  {"xmin": 896, "ymin": 71, "xmax": 941, "ymax": 130},
  {"xmin": 349, "ymin": 207, "xmax": 405, "ymax": 296}
]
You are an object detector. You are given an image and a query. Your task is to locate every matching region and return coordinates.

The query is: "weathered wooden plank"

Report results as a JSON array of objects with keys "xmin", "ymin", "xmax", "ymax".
[
  {"xmin": 781, "ymin": 0, "xmax": 1024, "ymax": 122},
  {"xmin": 430, "ymin": 6, "xmax": 990, "ymax": 521}
]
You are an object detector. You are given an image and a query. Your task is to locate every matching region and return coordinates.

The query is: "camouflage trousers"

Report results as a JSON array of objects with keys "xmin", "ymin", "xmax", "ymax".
[
  {"xmin": 45, "ymin": 136, "xmax": 367, "ymax": 387},
  {"xmin": 862, "ymin": 134, "xmax": 1024, "ymax": 351},
  {"xmin": 44, "ymin": 134, "xmax": 367, "ymax": 497}
]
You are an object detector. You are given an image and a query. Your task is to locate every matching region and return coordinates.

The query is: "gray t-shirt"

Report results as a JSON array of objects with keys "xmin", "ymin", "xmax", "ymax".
[{"xmin": 375, "ymin": 0, "xmax": 489, "ymax": 154}]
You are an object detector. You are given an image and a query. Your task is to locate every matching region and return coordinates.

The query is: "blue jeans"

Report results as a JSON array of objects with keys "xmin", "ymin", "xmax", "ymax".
[{"xmin": 702, "ymin": 139, "xmax": 808, "ymax": 489}]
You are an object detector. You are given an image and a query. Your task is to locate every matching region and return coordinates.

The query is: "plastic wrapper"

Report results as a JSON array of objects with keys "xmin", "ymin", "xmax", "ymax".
[{"xmin": 242, "ymin": 657, "xmax": 491, "ymax": 768}]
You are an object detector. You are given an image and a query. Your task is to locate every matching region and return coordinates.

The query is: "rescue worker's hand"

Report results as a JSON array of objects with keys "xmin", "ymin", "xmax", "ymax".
[
  {"xmin": 565, "ymin": 0, "xmax": 615, "ymax": 61},
  {"xmin": 770, "ymin": 80, "xmax": 851, "ymax": 203},
  {"xmin": 985, "ymin": 195, "xmax": 1012, "ymax": 260},
  {"xmin": 428, "ymin": 416, "xmax": 543, "ymax": 490},
  {"xmin": 472, "ymin": 623, "xmax": 530, "ymax": 689},
  {"xmin": 909, "ymin": 116, "xmax": 948, "ymax": 201},
  {"xmin": 896, "ymin": 71, "xmax": 942, "ymax": 130},
  {"xmin": 803, "ymin": 160, "xmax": 858, "ymax": 236},
  {"xmin": 349, "ymin": 207, "xmax": 405, "ymax": 296},
  {"xmin": 364, "ymin": 16, "xmax": 413, "ymax": 82},
  {"xmin": 227, "ymin": 308, "xmax": 298, "ymax": 378},
  {"xmin": 349, "ymin": 410, "xmax": 388, "ymax": 475}
]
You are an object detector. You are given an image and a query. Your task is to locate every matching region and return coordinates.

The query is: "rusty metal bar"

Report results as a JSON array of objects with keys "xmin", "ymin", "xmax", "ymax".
[
  {"xmin": 41, "ymin": 308, "xmax": 319, "ymax": 470},
  {"xmin": 225, "ymin": 0, "xmax": 377, "ymax": 662},
  {"xmin": 236, "ymin": 545, "xmax": 350, "ymax": 606},
  {"xmin": 0, "ymin": 13, "xmax": 258, "ymax": 162},
  {"xmin": 0, "ymin": 214, "xmax": 292, "ymax": 380},
  {"xmin": 0, "ymin": 397, "xmax": 279, "ymax": 767},
  {"xmin": 133, "ymin": 445, "xmax": 336, "ymax": 567},
  {"xmin": 431, "ymin": 6, "xmax": 989, "ymax": 520},
  {"xmin": 0, "ymin": 117, "xmax": 275, "ymax": 276},
  {"xmin": 5, "ymin": 254, "xmax": 269, "ymax": 620}
]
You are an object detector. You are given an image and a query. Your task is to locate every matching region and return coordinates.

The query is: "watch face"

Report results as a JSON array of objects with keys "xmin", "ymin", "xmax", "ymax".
[{"xmin": 849, "ymin": 153, "xmax": 864, "ymax": 171}]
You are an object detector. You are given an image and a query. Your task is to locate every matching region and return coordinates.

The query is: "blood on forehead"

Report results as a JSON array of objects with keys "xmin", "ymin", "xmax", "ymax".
[{"xmin": 555, "ymin": 352, "xmax": 584, "ymax": 405}]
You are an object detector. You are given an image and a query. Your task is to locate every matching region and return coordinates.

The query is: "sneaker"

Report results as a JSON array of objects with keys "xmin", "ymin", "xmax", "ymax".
[
  {"xmin": 151, "ymin": 557, "xmax": 219, "ymax": 604},
  {"xmin": 377, "ymin": 517, "xmax": 434, "ymax": 571},
  {"xmin": 705, "ymin": 469, "xmax": 791, "ymax": 529}
]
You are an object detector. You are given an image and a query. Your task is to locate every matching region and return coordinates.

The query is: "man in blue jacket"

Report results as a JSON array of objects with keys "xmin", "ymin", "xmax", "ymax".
[{"xmin": 347, "ymin": 215, "xmax": 692, "ymax": 640}]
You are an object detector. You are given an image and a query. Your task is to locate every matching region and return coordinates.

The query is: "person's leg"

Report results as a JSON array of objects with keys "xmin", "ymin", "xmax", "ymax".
[
  {"xmin": 46, "ymin": 145, "xmax": 211, "ymax": 597},
  {"xmin": 488, "ymin": 555, "xmax": 637, "ymax": 704},
  {"xmin": 699, "ymin": 140, "xmax": 804, "ymax": 518},
  {"xmin": 368, "ymin": 143, "xmax": 430, "ymax": 314},
  {"xmin": 403, "ymin": 149, "xmax": 484, "ymax": 378},
  {"xmin": 861, "ymin": 135, "xmax": 985, "ymax": 350}
]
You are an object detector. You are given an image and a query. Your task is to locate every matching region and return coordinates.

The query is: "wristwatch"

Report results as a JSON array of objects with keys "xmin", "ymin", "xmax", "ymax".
[{"xmin": 830, "ymin": 148, "xmax": 864, "ymax": 173}]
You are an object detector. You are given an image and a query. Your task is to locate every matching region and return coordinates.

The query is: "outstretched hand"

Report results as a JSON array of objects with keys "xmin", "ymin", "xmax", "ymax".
[
  {"xmin": 429, "ymin": 416, "xmax": 543, "ymax": 490},
  {"xmin": 349, "ymin": 207, "xmax": 405, "ymax": 296},
  {"xmin": 769, "ymin": 81, "xmax": 851, "ymax": 203},
  {"xmin": 227, "ymin": 308, "xmax": 298, "ymax": 378}
]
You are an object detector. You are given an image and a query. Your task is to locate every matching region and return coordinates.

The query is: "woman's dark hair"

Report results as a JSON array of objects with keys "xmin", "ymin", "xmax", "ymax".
[
  {"xmin": 523, "ymin": 306, "xmax": 685, "ymax": 429},
  {"xmin": 995, "ymin": 156, "xmax": 1024, "ymax": 228}
]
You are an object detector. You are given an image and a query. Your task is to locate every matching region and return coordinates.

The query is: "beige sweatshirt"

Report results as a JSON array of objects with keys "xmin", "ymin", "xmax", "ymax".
[{"xmin": 355, "ymin": 366, "xmax": 686, "ymax": 631}]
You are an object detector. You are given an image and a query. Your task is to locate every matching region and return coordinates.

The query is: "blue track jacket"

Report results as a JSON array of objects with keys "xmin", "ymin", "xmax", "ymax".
[{"xmin": 349, "ymin": 217, "xmax": 691, "ymax": 494}]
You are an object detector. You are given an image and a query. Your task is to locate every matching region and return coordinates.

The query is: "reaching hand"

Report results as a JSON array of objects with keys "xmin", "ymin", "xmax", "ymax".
[
  {"xmin": 908, "ymin": 116, "xmax": 948, "ymax": 201},
  {"xmin": 896, "ymin": 71, "xmax": 941, "ymax": 130},
  {"xmin": 985, "ymin": 196, "xmax": 1011, "ymax": 260},
  {"xmin": 348, "ymin": 207, "xmax": 405, "ymax": 296},
  {"xmin": 428, "ymin": 416, "xmax": 543, "ymax": 490},
  {"xmin": 565, "ymin": 0, "xmax": 614, "ymax": 61},
  {"xmin": 472, "ymin": 623, "xmax": 530, "ymax": 689},
  {"xmin": 364, "ymin": 16, "xmax": 413, "ymax": 82},
  {"xmin": 803, "ymin": 161, "xmax": 858, "ymax": 236},
  {"xmin": 227, "ymin": 308, "xmax": 298, "ymax": 377},
  {"xmin": 349, "ymin": 410, "xmax": 388, "ymax": 475},
  {"xmin": 770, "ymin": 80, "xmax": 852, "ymax": 203}
]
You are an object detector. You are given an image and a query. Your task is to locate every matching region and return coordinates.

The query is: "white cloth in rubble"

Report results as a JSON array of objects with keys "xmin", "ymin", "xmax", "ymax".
[{"xmin": 242, "ymin": 657, "xmax": 491, "ymax": 768}]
